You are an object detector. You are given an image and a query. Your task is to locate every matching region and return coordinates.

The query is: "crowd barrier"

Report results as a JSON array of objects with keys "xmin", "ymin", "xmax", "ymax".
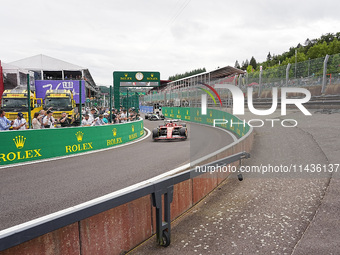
[
  {"xmin": 0, "ymin": 108, "xmax": 254, "ymax": 254},
  {"xmin": 0, "ymin": 120, "xmax": 144, "ymax": 166}
]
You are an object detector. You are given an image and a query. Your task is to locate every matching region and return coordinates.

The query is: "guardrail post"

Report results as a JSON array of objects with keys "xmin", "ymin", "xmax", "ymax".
[{"xmin": 152, "ymin": 182, "xmax": 174, "ymax": 247}]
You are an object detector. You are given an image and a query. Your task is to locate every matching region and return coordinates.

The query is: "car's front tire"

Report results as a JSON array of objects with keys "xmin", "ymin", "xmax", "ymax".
[
  {"xmin": 152, "ymin": 128, "xmax": 159, "ymax": 140},
  {"xmin": 179, "ymin": 127, "xmax": 187, "ymax": 139}
]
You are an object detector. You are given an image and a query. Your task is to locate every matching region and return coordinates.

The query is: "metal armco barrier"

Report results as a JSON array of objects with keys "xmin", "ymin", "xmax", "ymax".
[
  {"xmin": 0, "ymin": 119, "xmax": 144, "ymax": 166},
  {"xmin": 0, "ymin": 151, "xmax": 250, "ymax": 251}
]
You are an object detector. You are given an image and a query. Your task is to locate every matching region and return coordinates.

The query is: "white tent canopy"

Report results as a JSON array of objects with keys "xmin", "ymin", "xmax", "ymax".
[
  {"xmin": 8, "ymin": 54, "xmax": 98, "ymax": 94},
  {"xmin": 2, "ymin": 62, "xmax": 31, "ymax": 74},
  {"xmin": 9, "ymin": 54, "xmax": 85, "ymax": 71}
]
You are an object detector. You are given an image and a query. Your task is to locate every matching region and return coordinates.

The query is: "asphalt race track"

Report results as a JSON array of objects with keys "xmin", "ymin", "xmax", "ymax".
[{"xmin": 0, "ymin": 120, "xmax": 234, "ymax": 230}]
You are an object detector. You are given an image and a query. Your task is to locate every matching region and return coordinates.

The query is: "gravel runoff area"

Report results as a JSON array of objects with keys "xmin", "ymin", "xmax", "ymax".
[{"xmin": 130, "ymin": 109, "xmax": 340, "ymax": 255}]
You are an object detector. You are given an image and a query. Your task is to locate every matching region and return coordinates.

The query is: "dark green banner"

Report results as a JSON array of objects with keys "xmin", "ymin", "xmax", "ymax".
[
  {"xmin": 0, "ymin": 120, "xmax": 144, "ymax": 166},
  {"xmin": 113, "ymin": 71, "xmax": 160, "ymax": 85},
  {"xmin": 162, "ymin": 107, "xmax": 250, "ymax": 138}
]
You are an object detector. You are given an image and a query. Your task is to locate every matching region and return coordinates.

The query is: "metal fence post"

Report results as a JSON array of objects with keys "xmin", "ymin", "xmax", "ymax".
[
  {"xmin": 27, "ymin": 74, "xmax": 32, "ymax": 129},
  {"xmin": 79, "ymin": 80, "xmax": 82, "ymax": 124},
  {"xmin": 286, "ymin": 64, "xmax": 291, "ymax": 86},
  {"xmin": 258, "ymin": 68, "xmax": 263, "ymax": 97},
  {"xmin": 321, "ymin": 54, "xmax": 330, "ymax": 94},
  {"xmin": 109, "ymin": 86, "xmax": 112, "ymax": 122}
]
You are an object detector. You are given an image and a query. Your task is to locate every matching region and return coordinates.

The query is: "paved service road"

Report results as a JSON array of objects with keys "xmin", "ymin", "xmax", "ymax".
[{"xmin": 0, "ymin": 120, "xmax": 234, "ymax": 230}]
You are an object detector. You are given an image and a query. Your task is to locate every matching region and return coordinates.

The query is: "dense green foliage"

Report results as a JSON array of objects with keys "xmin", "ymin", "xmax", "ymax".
[
  {"xmin": 168, "ymin": 68, "xmax": 206, "ymax": 81},
  {"xmin": 235, "ymin": 32, "xmax": 340, "ymax": 72}
]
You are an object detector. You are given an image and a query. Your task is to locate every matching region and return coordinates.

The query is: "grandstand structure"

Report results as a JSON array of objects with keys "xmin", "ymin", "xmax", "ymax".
[
  {"xmin": 141, "ymin": 53, "xmax": 340, "ymax": 108},
  {"xmin": 141, "ymin": 66, "xmax": 245, "ymax": 107}
]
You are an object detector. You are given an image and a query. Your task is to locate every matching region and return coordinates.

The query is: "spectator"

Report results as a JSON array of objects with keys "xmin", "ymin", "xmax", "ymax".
[
  {"xmin": 129, "ymin": 108, "xmax": 136, "ymax": 121},
  {"xmin": 119, "ymin": 109, "xmax": 128, "ymax": 123},
  {"xmin": 103, "ymin": 113, "xmax": 109, "ymax": 124},
  {"xmin": 38, "ymin": 110, "xmax": 46, "ymax": 128},
  {"xmin": 43, "ymin": 110, "xmax": 55, "ymax": 128},
  {"xmin": 88, "ymin": 108, "xmax": 96, "ymax": 124},
  {"xmin": 58, "ymin": 112, "xmax": 74, "ymax": 127},
  {"xmin": 99, "ymin": 107, "xmax": 105, "ymax": 115},
  {"xmin": 0, "ymin": 109, "xmax": 13, "ymax": 131},
  {"xmin": 32, "ymin": 112, "xmax": 42, "ymax": 129},
  {"xmin": 13, "ymin": 112, "xmax": 27, "ymax": 130},
  {"xmin": 72, "ymin": 113, "xmax": 81, "ymax": 126},
  {"xmin": 81, "ymin": 114, "xmax": 92, "ymax": 126},
  {"xmin": 112, "ymin": 109, "xmax": 118, "ymax": 123},
  {"xmin": 94, "ymin": 114, "xmax": 105, "ymax": 126}
]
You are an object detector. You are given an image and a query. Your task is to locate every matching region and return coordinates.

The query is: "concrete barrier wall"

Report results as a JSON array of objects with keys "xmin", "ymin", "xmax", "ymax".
[
  {"xmin": 0, "ymin": 108, "xmax": 254, "ymax": 255},
  {"xmin": 0, "ymin": 120, "xmax": 144, "ymax": 166}
]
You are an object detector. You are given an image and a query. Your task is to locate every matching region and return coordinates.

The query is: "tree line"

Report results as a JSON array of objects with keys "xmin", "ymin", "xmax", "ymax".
[
  {"xmin": 235, "ymin": 32, "xmax": 340, "ymax": 73},
  {"xmin": 168, "ymin": 68, "xmax": 206, "ymax": 81}
]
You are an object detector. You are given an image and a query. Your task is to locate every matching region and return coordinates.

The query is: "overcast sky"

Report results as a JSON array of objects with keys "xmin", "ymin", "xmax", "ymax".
[{"xmin": 1, "ymin": 0, "xmax": 339, "ymax": 86}]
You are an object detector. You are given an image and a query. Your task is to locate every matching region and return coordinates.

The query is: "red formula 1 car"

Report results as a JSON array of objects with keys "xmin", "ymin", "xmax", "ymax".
[{"xmin": 152, "ymin": 119, "xmax": 188, "ymax": 141}]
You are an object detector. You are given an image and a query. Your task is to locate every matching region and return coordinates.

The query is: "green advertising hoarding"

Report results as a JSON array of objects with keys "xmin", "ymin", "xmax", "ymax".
[
  {"xmin": 162, "ymin": 107, "xmax": 250, "ymax": 138},
  {"xmin": 0, "ymin": 120, "xmax": 144, "ymax": 166}
]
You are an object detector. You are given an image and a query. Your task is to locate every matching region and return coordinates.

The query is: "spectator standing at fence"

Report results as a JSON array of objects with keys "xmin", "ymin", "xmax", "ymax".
[
  {"xmin": 38, "ymin": 109, "xmax": 47, "ymax": 128},
  {"xmin": 88, "ymin": 108, "xmax": 96, "ymax": 124},
  {"xmin": 58, "ymin": 112, "xmax": 74, "ymax": 127},
  {"xmin": 0, "ymin": 109, "xmax": 13, "ymax": 131},
  {"xmin": 120, "ymin": 109, "xmax": 128, "ymax": 123},
  {"xmin": 82, "ymin": 114, "xmax": 92, "ymax": 126},
  {"xmin": 32, "ymin": 112, "xmax": 42, "ymax": 129},
  {"xmin": 112, "ymin": 109, "xmax": 118, "ymax": 123},
  {"xmin": 12, "ymin": 112, "xmax": 27, "ymax": 130},
  {"xmin": 99, "ymin": 107, "xmax": 105, "ymax": 115},
  {"xmin": 43, "ymin": 110, "xmax": 55, "ymax": 128},
  {"xmin": 94, "ymin": 114, "xmax": 105, "ymax": 126},
  {"xmin": 129, "ymin": 108, "xmax": 136, "ymax": 121},
  {"xmin": 103, "ymin": 113, "xmax": 109, "ymax": 124}
]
